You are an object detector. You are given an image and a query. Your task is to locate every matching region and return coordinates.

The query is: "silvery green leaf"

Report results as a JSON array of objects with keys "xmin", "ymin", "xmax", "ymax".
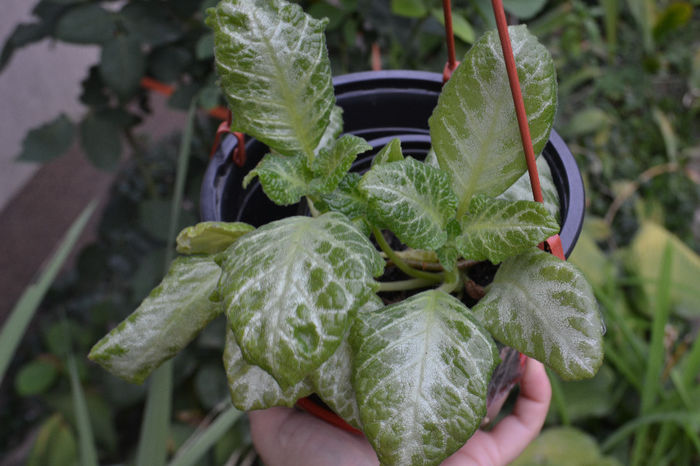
[
  {"xmin": 311, "ymin": 134, "xmax": 371, "ymax": 193},
  {"xmin": 219, "ymin": 213, "xmax": 384, "ymax": 386},
  {"xmin": 351, "ymin": 290, "xmax": 498, "ymax": 466},
  {"xmin": 314, "ymin": 105, "xmax": 343, "ymax": 155},
  {"xmin": 242, "ymin": 151, "xmax": 313, "ymax": 205},
  {"xmin": 499, "ymin": 156, "xmax": 560, "ymax": 223},
  {"xmin": 310, "ymin": 295, "xmax": 384, "ymax": 429},
  {"xmin": 371, "ymin": 138, "xmax": 404, "ymax": 167},
  {"xmin": 429, "ymin": 25, "xmax": 557, "ymax": 215},
  {"xmin": 456, "ymin": 195, "xmax": 559, "ymax": 264},
  {"xmin": 223, "ymin": 326, "xmax": 313, "ymax": 410},
  {"xmin": 207, "ymin": 0, "xmax": 335, "ymax": 161},
  {"xmin": 437, "ymin": 219, "xmax": 463, "ymax": 271},
  {"xmin": 359, "ymin": 157, "xmax": 458, "ymax": 250},
  {"xmin": 176, "ymin": 221, "xmax": 255, "ymax": 255},
  {"xmin": 473, "ymin": 248, "xmax": 604, "ymax": 380},
  {"xmin": 316, "ymin": 173, "xmax": 368, "ymax": 219},
  {"xmin": 89, "ymin": 256, "xmax": 222, "ymax": 383},
  {"xmin": 424, "ymin": 147, "xmax": 438, "ymax": 167}
]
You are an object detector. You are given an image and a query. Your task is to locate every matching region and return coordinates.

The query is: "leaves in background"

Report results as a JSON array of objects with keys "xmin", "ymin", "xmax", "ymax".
[
  {"xmin": 17, "ymin": 114, "xmax": 75, "ymax": 163},
  {"xmin": 120, "ymin": 2, "xmax": 183, "ymax": 47},
  {"xmin": 80, "ymin": 113, "xmax": 122, "ymax": 171},
  {"xmin": 512, "ymin": 427, "xmax": 622, "ymax": 466},
  {"xmin": 99, "ymin": 36, "xmax": 145, "ymax": 98},
  {"xmin": 15, "ymin": 359, "xmax": 58, "ymax": 396},
  {"xmin": 474, "ymin": 249, "xmax": 604, "ymax": 381},
  {"xmin": 503, "ymin": 0, "xmax": 548, "ymax": 20},
  {"xmin": 54, "ymin": 4, "xmax": 115, "ymax": 44},
  {"xmin": 27, "ymin": 414, "xmax": 78, "ymax": 466}
]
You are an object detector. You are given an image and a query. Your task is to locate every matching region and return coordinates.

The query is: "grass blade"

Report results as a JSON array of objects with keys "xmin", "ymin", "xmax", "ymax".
[
  {"xmin": 169, "ymin": 404, "xmax": 242, "ymax": 466},
  {"xmin": 0, "ymin": 200, "xmax": 97, "ymax": 384},
  {"xmin": 67, "ymin": 353, "xmax": 99, "ymax": 466},
  {"xmin": 602, "ymin": 411, "xmax": 700, "ymax": 452},
  {"xmin": 136, "ymin": 100, "xmax": 198, "ymax": 466}
]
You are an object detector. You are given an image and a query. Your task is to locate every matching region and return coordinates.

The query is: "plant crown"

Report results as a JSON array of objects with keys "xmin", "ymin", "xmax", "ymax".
[{"xmin": 89, "ymin": 1, "xmax": 604, "ymax": 464}]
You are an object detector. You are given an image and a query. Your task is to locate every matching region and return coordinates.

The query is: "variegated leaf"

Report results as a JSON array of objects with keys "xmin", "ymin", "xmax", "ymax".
[
  {"xmin": 499, "ymin": 156, "xmax": 560, "ymax": 223},
  {"xmin": 311, "ymin": 134, "xmax": 371, "ymax": 193},
  {"xmin": 351, "ymin": 290, "xmax": 498, "ymax": 466},
  {"xmin": 456, "ymin": 194, "xmax": 559, "ymax": 264},
  {"xmin": 242, "ymin": 151, "xmax": 313, "ymax": 205},
  {"xmin": 89, "ymin": 256, "xmax": 222, "ymax": 383},
  {"xmin": 371, "ymin": 138, "xmax": 404, "ymax": 167},
  {"xmin": 218, "ymin": 213, "xmax": 384, "ymax": 386},
  {"xmin": 310, "ymin": 295, "xmax": 384, "ymax": 429},
  {"xmin": 359, "ymin": 157, "xmax": 457, "ymax": 251},
  {"xmin": 314, "ymin": 105, "xmax": 343, "ymax": 156},
  {"xmin": 473, "ymin": 248, "xmax": 604, "ymax": 380},
  {"xmin": 207, "ymin": 0, "xmax": 335, "ymax": 161},
  {"xmin": 429, "ymin": 25, "xmax": 557, "ymax": 215},
  {"xmin": 315, "ymin": 173, "xmax": 367, "ymax": 219},
  {"xmin": 176, "ymin": 221, "xmax": 255, "ymax": 255},
  {"xmin": 223, "ymin": 326, "xmax": 313, "ymax": 410}
]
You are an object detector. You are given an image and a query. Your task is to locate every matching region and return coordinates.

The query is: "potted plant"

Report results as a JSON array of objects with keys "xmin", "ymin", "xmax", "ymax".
[{"xmin": 88, "ymin": 0, "xmax": 604, "ymax": 464}]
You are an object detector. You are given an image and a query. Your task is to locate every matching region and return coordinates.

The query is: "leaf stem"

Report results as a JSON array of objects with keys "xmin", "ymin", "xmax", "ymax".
[
  {"xmin": 371, "ymin": 227, "xmax": 444, "ymax": 283},
  {"xmin": 377, "ymin": 278, "xmax": 436, "ymax": 293},
  {"xmin": 437, "ymin": 267, "xmax": 460, "ymax": 293}
]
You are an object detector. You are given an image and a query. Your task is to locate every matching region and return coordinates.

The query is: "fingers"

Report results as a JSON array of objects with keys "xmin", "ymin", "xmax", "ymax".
[{"xmin": 249, "ymin": 407, "xmax": 378, "ymax": 466}]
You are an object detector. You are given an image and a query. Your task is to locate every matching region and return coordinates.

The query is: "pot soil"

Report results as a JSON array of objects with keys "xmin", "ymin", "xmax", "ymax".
[{"xmin": 200, "ymin": 70, "xmax": 585, "ymax": 431}]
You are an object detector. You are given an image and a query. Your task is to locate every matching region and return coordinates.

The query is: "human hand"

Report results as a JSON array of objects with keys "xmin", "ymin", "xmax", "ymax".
[{"xmin": 249, "ymin": 357, "xmax": 551, "ymax": 466}]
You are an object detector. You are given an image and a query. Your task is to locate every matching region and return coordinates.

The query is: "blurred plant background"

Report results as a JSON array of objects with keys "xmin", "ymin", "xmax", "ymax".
[{"xmin": 0, "ymin": 0, "xmax": 698, "ymax": 465}]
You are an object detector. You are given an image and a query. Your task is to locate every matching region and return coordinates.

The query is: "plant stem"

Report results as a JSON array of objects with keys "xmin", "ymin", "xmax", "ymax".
[
  {"xmin": 371, "ymin": 227, "xmax": 443, "ymax": 283},
  {"xmin": 378, "ymin": 278, "xmax": 435, "ymax": 293},
  {"xmin": 437, "ymin": 267, "xmax": 460, "ymax": 293}
]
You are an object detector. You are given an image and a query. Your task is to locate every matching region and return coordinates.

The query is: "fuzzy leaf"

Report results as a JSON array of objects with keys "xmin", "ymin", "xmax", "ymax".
[
  {"xmin": 429, "ymin": 25, "xmax": 557, "ymax": 215},
  {"xmin": 473, "ymin": 248, "xmax": 604, "ymax": 380},
  {"xmin": 499, "ymin": 156, "xmax": 560, "ymax": 223},
  {"xmin": 223, "ymin": 327, "xmax": 313, "ymax": 410},
  {"xmin": 207, "ymin": 0, "xmax": 335, "ymax": 161},
  {"xmin": 311, "ymin": 134, "xmax": 371, "ymax": 193},
  {"xmin": 351, "ymin": 290, "xmax": 498, "ymax": 465},
  {"xmin": 314, "ymin": 105, "xmax": 344, "ymax": 155},
  {"xmin": 242, "ymin": 152, "xmax": 313, "ymax": 205},
  {"xmin": 88, "ymin": 256, "xmax": 222, "ymax": 383},
  {"xmin": 456, "ymin": 195, "xmax": 559, "ymax": 264},
  {"xmin": 316, "ymin": 173, "xmax": 368, "ymax": 219},
  {"xmin": 218, "ymin": 213, "xmax": 384, "ymax": 386},
  {"xmin": 176, "ymin": 221, "xmax": 255, "ymax": 255},
  {"xmin": 359, "ymin": 157, "xmax": 457, "ymax": 250},
  {"xmin": 371, "ymin": 138, "xmax": 404, "ymax": 166}
]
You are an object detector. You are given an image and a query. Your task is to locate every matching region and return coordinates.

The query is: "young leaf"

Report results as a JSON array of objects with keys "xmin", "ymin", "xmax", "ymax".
[
  {"xmin": 176, "ymin": 221, "xmax": 255, "ymax": 255},
  {"xmin": 17, "ymin": 114, "xmax": 75, "ymax": 163},
  {"xmin": 311, "ymin": 134, "xmax": 371, "ymax": 194},
  {"xmin": 218, "ymin": 213, "xmax": 384, "ymax": 387},
  {"xmin": 437, "ymin": 220, "xmax": 463, "ymax": 271},
  {"xmin": 351, "ymin": 290, "xmax": 498, "ymax": 466},
  {"xmin": 223, "ymin": 327, "xmax": 313, "ymax": 410},
  {"xmin": 499, "ymin": 156, "xmax": 560, "ymax": 223},
  {"xmin": 88, "ymin": 256, "xmax": 223, "ymax": 384},
  {"xmin": 314, "ymin": 105, "xmax": 344, "ymax": 156},
  {"xmin": 473, "ymin": 249, "xmax": 604, "ymax": 380},
  {"xmin": 429, "ymin": 25, "xmax": 557, "ymax": 215},
  {"xmin": 371, "ymin": 138, "xmax": 404, "ymax": 167},
  {"xmin": 242, "ymin": 151, "xmax": 313, "ymax": 205},
  {"xmin": 315, "ymin": 173, "xmax": 368, "ymax": 220},
  {"xmin": 359, "ymin": 157, "xmax": 458, "ymax": 251},
  {"xmin": 207, "ymin": 0, "xmax": 336, "ymax": 162},
  {"xmin": 456, "ymin": 194, "xmax": 559, "ymax": 264}
]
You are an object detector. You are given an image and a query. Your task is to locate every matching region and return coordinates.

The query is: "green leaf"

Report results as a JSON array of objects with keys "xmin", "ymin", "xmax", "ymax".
[
  {"xmin": 310, "ymin": 296, "xmax": 383, "ymax": 429},
  {"xmin": 99, "ymin": 36, "xmax": 145, "ymax": 98},
  {"xmin": 371, "ymin": 138, "xmax": 404, "ymax": 166},
  {"xmin": 359, "ymin": 157, "xmax": 457, "ymax": 250},
  {"xmin": 503, "ymin": 0, "xmax": 548, "ymax": 20},
  {"xmin": 120, "ymin": 2, "xmax": 183, "ymax": 46},
  {"xmin": 54, "ymin": 4, "xmax": 115, "ymax": 44},
  {"xmin": 311, "ymin": 134, "xmax": 371, "ymax": 193},
  {"xmin": 207, "ymin": 0, "xmax": 336, "ymax": 162},
  {"xmin": 15, "ymin": 359, "xmax": 58, "ymax": 396},
  {"xmin": 17, "ymin": 114, "xmax": 75, "ymax": 163},
  {"xmin": 218, "ymin": 213, "xmax": 383, "ymax": 386},
  {"xmin": 176, "ymin": 221, "xmax": 255, "ymax": 255},
  {"xmin": 27, "ymin": 414, "xmax": 78, "ymax": 466},
  {"xmin": 437, "ymin": 220, "xmax": 462, "ymax": 271},
  {"xmin": 351, "ymin": 290, "xmax": 498, "ymax": 466},
  {"xmin": 1, "ymin": 22, "xmax": 50, "ymax": 72},
  {"xmin": 512, "ymin": 427, "xmax": 622, "ymax": 466},
  {"xmin": 314, "ymin": 105, "xmax": 344, "ymax": 156},
  {"xmin": 223, "ymin": 326, "xmax": 313, "ymax": 410},
  {"xmin": 196, "ymin": 33, "xmax": 215, "ymax": 60},
  {"xmin": 429, "ymin": 25, "xmax": 557, "ymax": 216},
  {"xmin": 308, "ymin": 2, "xmax": 346, "ymax": 30},
  {"xmin": 315, "ymin": 173, "xmax": 368, "ymax": 219},
  {"xmin": 473, "ymin": 248, "xmax": 604, "ymax": 380},
  {"xmin": 391, "ymin": 0, "xmax": 427, "ymax": 18},
  {"xmin": 88, "ymin": 256, "xmax": 223, "ymax": 384},
  {"xmin": 498, "ymin": 156, "xmax": 560, "ymax": 223},
  {"xmin": 431, "ymin": 9, "xmax": 475, "ymax": 44},
  {"xmin": 456, "ymin": 194, "xmax": 559, "ymax": 264},
  {"xmin": 242, "ymin": 152, "xmax": 313, "ymax": 206},
  {"xmin": 80, "ymin": 113, "xmax": 122, "ymax": 171}
]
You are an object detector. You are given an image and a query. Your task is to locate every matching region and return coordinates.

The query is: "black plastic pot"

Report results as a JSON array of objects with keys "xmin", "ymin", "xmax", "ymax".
[
  {"xmin": 200, "ymin": 70, "xmax": 585, "ymax": 257},
  {"xmin": 199, "ymin": 70, "xmax": 585, "ymax": 431}
]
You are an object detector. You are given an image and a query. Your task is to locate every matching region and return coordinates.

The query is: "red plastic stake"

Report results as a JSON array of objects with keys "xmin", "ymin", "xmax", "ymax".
[
  {"xmin": 441, "ymin": 0, "xmax": 460, "ymax": 83},
  {"xmin": 296, "ymin": 397, "xmax": 363, "ymax": 435}
]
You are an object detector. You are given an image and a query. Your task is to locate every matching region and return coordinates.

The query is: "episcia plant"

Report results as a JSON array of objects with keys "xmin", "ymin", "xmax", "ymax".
[{"xmin": 88, "ymin": 0, "xmax": 604, "ymax": 464}]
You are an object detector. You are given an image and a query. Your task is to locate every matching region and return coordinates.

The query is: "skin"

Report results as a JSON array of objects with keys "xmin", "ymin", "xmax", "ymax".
[{"xmin": 249, "ymin": 357, "xmax": 552, "ymax": 466}]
